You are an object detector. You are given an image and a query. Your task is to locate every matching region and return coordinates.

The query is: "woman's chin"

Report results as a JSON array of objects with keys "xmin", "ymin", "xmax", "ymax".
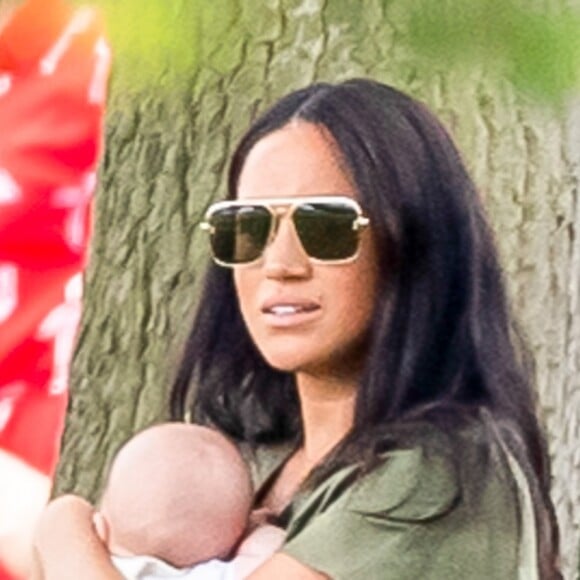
[
  {"xmin": 263, "ymin": 355, "xmax": 303, "ymax": 374},
  {"xmin": 259, "ymin": 348, "xmax": 316, "ymax": 374},
  {"xmin": 259, "ymin": 341, "xmax": 362, "ymax": 376}
]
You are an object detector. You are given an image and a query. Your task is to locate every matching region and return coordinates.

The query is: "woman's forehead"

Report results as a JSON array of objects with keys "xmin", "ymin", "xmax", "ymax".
[{"xmin": 237, "ymin": 121, "xmax": 356, "ymax": 201}]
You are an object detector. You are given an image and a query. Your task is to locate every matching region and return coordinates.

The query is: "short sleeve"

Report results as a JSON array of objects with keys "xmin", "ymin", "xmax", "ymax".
[{"xmin": 282, "ymin": 440, "xmax": 520, "ymax": 580}]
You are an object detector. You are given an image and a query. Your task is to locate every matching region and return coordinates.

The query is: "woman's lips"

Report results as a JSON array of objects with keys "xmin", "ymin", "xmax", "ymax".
[{"xmin": 261, "ymin": 299, "xmax": 321, "ymax": 327}]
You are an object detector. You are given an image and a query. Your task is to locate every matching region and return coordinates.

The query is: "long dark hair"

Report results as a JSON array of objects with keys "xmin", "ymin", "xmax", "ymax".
[{"xmin": 171, "ymin": 79, "xmax": 560, "ymax": 578}]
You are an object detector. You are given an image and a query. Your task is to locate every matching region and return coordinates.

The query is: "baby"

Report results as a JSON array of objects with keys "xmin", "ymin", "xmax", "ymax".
[{"xmin": 93, "ymin": 423, "xmax": 283, "ymax": 579}]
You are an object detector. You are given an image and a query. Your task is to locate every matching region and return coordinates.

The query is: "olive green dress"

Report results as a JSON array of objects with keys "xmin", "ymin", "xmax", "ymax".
[{"xmin": 245, "ymin": 420, "xmax": 537, "ymax": 580}]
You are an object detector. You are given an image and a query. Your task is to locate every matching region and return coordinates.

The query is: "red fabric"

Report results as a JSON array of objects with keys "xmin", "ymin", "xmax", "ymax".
[
  {"xmin": 0, "ymin": 563, "xmax": 12, "ymax": 580},
  {"xmin": 0, "ymin": 1, "xmax": 110, "ymax": 574}
]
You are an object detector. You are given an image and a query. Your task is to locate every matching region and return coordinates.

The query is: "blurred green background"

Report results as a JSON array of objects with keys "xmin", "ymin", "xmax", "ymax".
[{"xmin": 92, "ymin": 0, "xmax": 580, "ymax": 104}]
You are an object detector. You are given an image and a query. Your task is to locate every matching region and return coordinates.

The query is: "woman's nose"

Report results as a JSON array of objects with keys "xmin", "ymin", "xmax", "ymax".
[{"xmin": 262, "ymin": 217, "xmax": 312, "ymax": 280}]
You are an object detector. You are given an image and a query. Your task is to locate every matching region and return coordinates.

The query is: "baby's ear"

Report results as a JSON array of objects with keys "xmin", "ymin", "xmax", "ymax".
[{"xmin": 92, "ymin": 511, "xmax": 109, "ymax": 544}]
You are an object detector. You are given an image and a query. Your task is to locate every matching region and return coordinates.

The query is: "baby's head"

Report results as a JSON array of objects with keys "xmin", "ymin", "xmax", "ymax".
[{"xmin": 96, "ymin": 423, "xmax": 253, "ymax": 568}]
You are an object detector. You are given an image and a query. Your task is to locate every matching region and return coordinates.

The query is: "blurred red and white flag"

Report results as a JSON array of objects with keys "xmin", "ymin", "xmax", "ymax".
[{"xmin": 0, "ymin": 0, "xmax": 110, "ymax": 576}]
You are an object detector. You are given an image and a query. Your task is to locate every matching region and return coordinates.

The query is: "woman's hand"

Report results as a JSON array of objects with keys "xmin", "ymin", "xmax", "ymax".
[
  {"xmin": 33, "ymin": 494, "xmax": 122, "ymax": 580},
  {"xmin": 232, "ymin": 523, "xmax": 285, "ymax": 578},
  {"xmin": 235, "ymin": 521, "xmax": 329, "ymax": 579},
  {"xmin": 232, "ymin": 509, "xmax": 285, "ymax": 578},
  {"xmin": 246, "ymin": 553, "xmax": 330, "ymax": 580}
]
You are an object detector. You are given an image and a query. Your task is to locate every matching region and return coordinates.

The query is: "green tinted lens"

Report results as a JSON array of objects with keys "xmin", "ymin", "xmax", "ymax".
[
  {"xmin": 294, "ymin": 202, "xmax": 360, "ymax": 260},
  {"xmin": 209, "ymin": 205, "xmax": 271, "ymax": 264}
]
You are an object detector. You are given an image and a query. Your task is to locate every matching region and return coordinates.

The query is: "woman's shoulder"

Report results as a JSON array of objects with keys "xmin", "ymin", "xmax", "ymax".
[
  {"xmin": 348, "ymin": 416, "xmax": 517, "ymax": 519},
  {"xmin": 298, "ymin": 416, "xmax": 517, "ymax": 524},
  {"xmin": 242, "ymin": 413, "xmax": 519, "ymax": 515},
  {"xmin": 279, "ymin": 417, "xmax": 523, "ymax": 579}
]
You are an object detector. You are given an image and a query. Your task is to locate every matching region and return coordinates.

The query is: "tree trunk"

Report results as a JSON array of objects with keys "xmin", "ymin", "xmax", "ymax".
[{"xmin": 54, "ymin": 0, "xmax": 579, "ymax": 574}]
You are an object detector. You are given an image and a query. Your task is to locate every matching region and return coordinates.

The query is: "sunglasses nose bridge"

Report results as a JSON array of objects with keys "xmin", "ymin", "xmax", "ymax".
[
  {"xmin": 265, "ymin": 204, "xmax": 295, "ymax": 245},
  {"xmin": 261, "ymin": 205, "xmax": 312, "ymax": 271}
]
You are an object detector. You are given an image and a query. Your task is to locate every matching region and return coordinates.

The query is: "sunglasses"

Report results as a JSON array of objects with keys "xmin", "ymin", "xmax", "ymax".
[{"xmin": 201, "ymin": 196, "xmax": 370, "ymax": 267}]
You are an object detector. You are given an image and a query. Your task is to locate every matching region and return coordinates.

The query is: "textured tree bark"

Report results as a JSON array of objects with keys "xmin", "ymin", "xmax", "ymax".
[{"xmin": 54, "ymin": 0, "xmax": 579, "ymax": 574}]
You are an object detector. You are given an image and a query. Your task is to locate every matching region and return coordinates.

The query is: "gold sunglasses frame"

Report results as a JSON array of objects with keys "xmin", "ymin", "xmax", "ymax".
[{"xmin": 201, "ymin": 195, "xmax": 370, "ymax": 268}]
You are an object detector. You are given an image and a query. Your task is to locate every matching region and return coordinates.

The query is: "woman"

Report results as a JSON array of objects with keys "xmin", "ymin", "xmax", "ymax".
[{"xmin": 35, "ymin": 79, "xmax": 561, "ymax": 579}]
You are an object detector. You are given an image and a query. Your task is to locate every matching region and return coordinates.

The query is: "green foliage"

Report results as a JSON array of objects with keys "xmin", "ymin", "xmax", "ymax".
[
  {"xmin": 96, "ymin": 0, "xmax": 198, "ymax": 88},
  {"xmin": 90, "ymin": 0, "xmax": 241, "ymax": 90},
  {"xmin": 401, "ymin": 0, "xmax": 580, "ymax": 104},
  {"xmin": 84, "ymin": 0, "xmax": 580, "ymax": 103},
  {"xmin": 506, "ymin": 11, "xmax": 580, "ymax": 102}
]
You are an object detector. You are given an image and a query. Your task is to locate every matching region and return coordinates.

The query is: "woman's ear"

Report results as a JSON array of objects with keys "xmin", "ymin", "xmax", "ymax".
[{"xmin": 92, "ymin": 511, "xmax": 109, "ymax": 545}]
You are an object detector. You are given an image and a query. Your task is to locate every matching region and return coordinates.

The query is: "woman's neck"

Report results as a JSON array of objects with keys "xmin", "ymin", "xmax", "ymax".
[{"xmin": 295, "ymin": 371, "xmax": 357, "ymax": 465}]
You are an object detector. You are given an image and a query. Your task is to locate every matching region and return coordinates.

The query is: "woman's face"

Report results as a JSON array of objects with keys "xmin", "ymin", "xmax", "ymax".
[{"xmin": 233, "ymin": 121, "xmax": 379, "ymax": 378}]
